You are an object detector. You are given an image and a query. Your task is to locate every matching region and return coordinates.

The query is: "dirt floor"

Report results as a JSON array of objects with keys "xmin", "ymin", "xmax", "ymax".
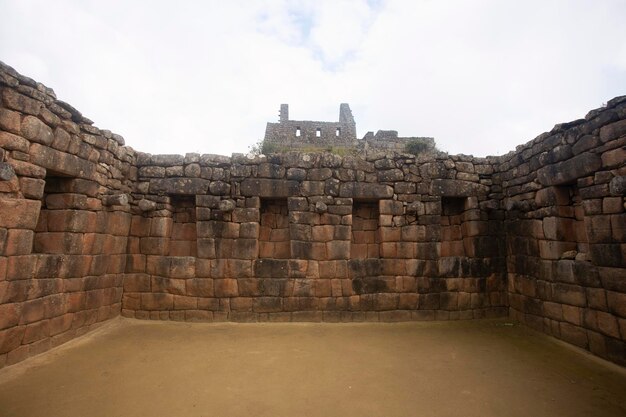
[{"xmin": 0, "ymin": 318, "xmax": 625, "ymax": 417}]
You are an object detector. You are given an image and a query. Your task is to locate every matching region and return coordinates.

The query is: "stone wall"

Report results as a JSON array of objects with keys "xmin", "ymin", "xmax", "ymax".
[
  {"xmin": 497, "ymin": 96, "xmax": 626, "ymax": 365},
  {"xmin": 362, "ymin": 130, "xmax": 436, "ymax": 153},
  {"xmin": 0, "ymin": 62, "xmax": 135, "ymax": 367},
  {"xmin": 122, "ymin": 151, "xmax": 507, "ymax": 323},
  {"xmin": 0, "ymin": 60, "xmax": 624, "ymax": 368}
]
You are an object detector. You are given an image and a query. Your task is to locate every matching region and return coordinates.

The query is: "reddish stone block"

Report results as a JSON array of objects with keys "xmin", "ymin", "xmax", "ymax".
[
  {"xmin": 538, "ymin": 240, "xmax": 577, "ymax": 260},
  {"xmin": 373, "ymin": 293, "xmax": 398, "ymax": 311},
  {"xmin": 150, "ymin": 217, "xmax": 173, "ymax": 237},
  {"xmin": 0, "ymin": 108, "xmax": 21, "ymax": 134},
  {"xmin": 606, "ymin": 291, "xmax": 626, "ymax": 318},
  {"xmin": 169, "ymin": 256, "xmax": 195, "ymax": 278},
  {"xmin": 140, "ymin": 237, "xmax": 170, "ymax": 255},
  {"xmin": 123, "ymin": 274, "xmax": 151, "ymax": 293},
  {"xmin": 185, "ymin": 310, "xmax": 213, "ymax": 321},
  {"xmin": 0, "ymin": 198, "xmax": 41, "ymax": 229},
  {"xmin": 0, "ymin": 303, "xmax": 20, "ymax": 330},
  {"xmin": 237, "ymin": 278, "xmax": 260, "ymax": 296},
  {"xmin": 326, "ymin": 240, "xmax": 349, "ymax": 260},
  {"xmin": 19, "ymin": 177, "xmax": 45, "ymax": 199},
  {"xmin": 22, "ymin": 320, "xmax": 50, "ymax": 344},
  {"xmin": 141, "ymin": 293, "xmax": 173, "ymax": 310},
  {"xmin": 0, "ymin": 326, "xmax": 25, "ymax": 354},
  {"xmin": 173, "ymin": 295, "xmax": 197, "ymax": 310},
  {"xmin": 398, "ymin": 293, "xmax": 418, "ymax": 309},
  {"xmin": 20, "ymin": 297, "xmax": 46, "ymax": 324},
  {"xmin": 151, "ymin": 276, "xmax": 185, "ymax": 295},
  {"xmin": 585, "ymin": 215, "xmax": 614, "ymax": 243},
  {"xmin": 122, "ymin": 294, "xmax": 141, "ymax": 310},
  {"xmin": 559, "ymin": 322, "xmax": 588, "ymax": 348},
  {"xmin": 4, "ymin": 229, "xmax": 33, "ymax": 256},
  {"xmin": 601, "ymin": 147, "xmax": 626, "ymax": 169},
  {"xmin": 313, "ymin": 279, "xmax": 331, "ymax": 297},
  {"xmin": 197, "ymin": 297, "xmax": 219, "ymax": 311},
  {"xmin": 253, "ymin": 297, "xmax": 282, "ymax": 313},
  {"xmin": 291, "ymin": 311, "xmax": 323, "ymax": 322},
  {"xmin": 214, "ymin": 279, "xmax": 238, "ymax": 297},
  {"xmin": 3, "ymin": 89, "xmax": 42, "ymax": 115},
  {"xmin": 611, "ymin": 214, "xmax": 626, "ymax": 241},
  {"xmin": 231, "ymin": 238, "xmax": 258, "ymax": 259}
]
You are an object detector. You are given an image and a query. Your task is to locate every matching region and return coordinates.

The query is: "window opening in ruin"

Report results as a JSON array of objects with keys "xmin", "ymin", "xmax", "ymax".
[
  {"xmin": 440, "ymin": 197, "xmax": 467, "ymax": 257},
  {"xmin": 169, "ymin": 195, "xmax": 197, "ymax": 257},
  {"xmin": 316, "ymin": 128, "xmax": 321, "ymax": 137},
  {"xmin": 550, "ymin": 185, "xmax": 587, "ymax": 255},
  {"xmin": 259, "ymin": 199, "xmax": 291, "ymax": 259},
  {"xmin": 351, "ymin": 201, "xmax": 380, "ymax": 259},
  {"xmin": 33, "ymin": 171, "xmax": 78, "ymax": 254},
  {"xmin": 336, "ymin": 127, "xmax": 340, "ymax": 136},
  {"xmin": 296, "ymin": 127, "xmax": 301, "ymax": 137}
]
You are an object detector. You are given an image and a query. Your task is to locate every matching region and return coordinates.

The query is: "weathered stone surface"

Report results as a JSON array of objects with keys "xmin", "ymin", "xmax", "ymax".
[
  {"xmin": 149, "ymin": 178, "xmax": 209, "ymax": 195},
  {"xmin": 430, "ymin": 179, "xmax": 489, "ymax": 197},
  {"xmin": 536, "ymin": 153, "xmax": 602, "ymax": 186},
  {"xmin": 29, "ymin": 143, "xmax": 97, "ymax": 179},
  {"xmin": 21, "ymin": 115, "xmax": 53, "ymax": 145},
  {"xmin": 240, "ymin": 179, "xmax": 300, "ymax": 197},
  {"xmin": 599, "ymin": 119, "xmax": 626, "ymax": 142},
  {"xmin": 0, "ymin": 131, "xmax": 29, "ymax": 152},
  {"xmin": 0, "ymin": 198, "xmax": 41, "ymax": 229},
  {"xmin": 0, "ymin": 162, "xmax": 16, "ymax": 181},
  {"xmin": 0, "ymin": 108, "xmax": 21, "ymax": 134},
  {"xmin": 339, "ymin": 182, "xmax": 393, "ymax": 199},
  {"xmin": 608, "ymin": 176, "xmax": 626, "ymax": 196}
]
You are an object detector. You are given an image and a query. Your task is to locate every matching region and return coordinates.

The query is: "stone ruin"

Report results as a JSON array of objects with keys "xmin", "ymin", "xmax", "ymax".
[
  {"xmin": 263, "ymin": 103, "xmax": 436, "ymax": 153},
  {"xmin": 0, "ymin": 60, "xmax": 624, "ymax": 368}
]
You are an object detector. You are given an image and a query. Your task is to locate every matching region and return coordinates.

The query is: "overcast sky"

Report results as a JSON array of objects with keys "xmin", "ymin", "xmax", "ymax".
[{"xmin": 1, "ymin": 0, "xmax": 625, "ymax": 157}]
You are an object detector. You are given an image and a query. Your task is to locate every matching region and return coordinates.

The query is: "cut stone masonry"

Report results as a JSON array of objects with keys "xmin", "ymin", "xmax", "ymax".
[{"xmin": 0, "ymin": 60, "xmax": 625, "ymax": 368}]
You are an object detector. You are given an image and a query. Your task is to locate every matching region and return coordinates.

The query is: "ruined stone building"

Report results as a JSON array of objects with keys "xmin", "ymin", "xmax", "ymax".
[
  {"xmin": 0, "ymin": 60, "xmax": 625, "ymax": 368},
  {"xmin": 263, "ymin": 103, "xmax": 435, "ymax": 153}
]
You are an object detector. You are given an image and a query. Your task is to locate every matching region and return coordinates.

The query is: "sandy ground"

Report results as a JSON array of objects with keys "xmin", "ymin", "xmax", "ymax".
[{"xmin": 0, "ymin": 318, "xmax": 625, "ymax": 417}]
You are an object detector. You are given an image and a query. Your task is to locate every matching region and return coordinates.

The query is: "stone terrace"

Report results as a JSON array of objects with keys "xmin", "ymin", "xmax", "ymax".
[{"xmin": 0, "ymin": 60, "xmax": 625, "ymax": 368}]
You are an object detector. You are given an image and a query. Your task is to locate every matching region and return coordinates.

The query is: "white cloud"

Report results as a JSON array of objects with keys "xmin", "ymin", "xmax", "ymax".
[{"xmin": 0, "ymin": 0, "xmax": 624, "ymax": 157}]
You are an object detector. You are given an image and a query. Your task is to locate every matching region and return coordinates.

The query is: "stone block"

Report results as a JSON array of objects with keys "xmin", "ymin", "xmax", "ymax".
[
  {"xmin": 47, "ymin": 210, "xmax": 97, "ymax": 233},
  {"xmin": 0, "ymin": 131, "xmax": 29, "ymax": 152},
  {"xmin": 0, "ymin": 108, "xmax": 21, "ymax": 134},
  {"xmin": 534, "ymin": 186, "xmax": 571, "ymax": 207},
  {"xmin": 214, "ymin": 279, "xmax": 238, "ymax": 297},
  {"xmin": 0, "ymin": 198, "xmax": 41, "ymax": 229},
  {"xmin": 141, "ymin": 293, "xmax": 174, "ymax": 310},
  {"xmin": 538, "ymin": 240, "xmax": 577, "ymax": 260},
  {"xmin": 148, "ymin": 178, "xmax": 209, "ymax": 195},
  {"xmin": 21, "ymin": 115, "xmax": 53, "ymax": 145},
  {"xmin": 240, "ymin": 179, "xmax": 299, "ymax": 198},
  {"xmin": 589, "ymin": 243, "xmax": 623, "ymax": 267},
  {"xmin": 608, "ymin": 176, "xmax": 626, "ymax": 196},
  {"xmin": 0, "ymin": 326, "xmax": 26, "ymax": 354},
  {"xmin": 139, "ymin": 237, "xmax": 170, "ymax": 255},
  {"xmin": 2, "ymin": 89, "xmax": 42, "ymax": 115},
  {"xmin": 536, "ymin": 153, "xmax": 602, "ymax": 186},
  {"xmin": 552, "ymin": 283, "xmax": 587, "ymax": 307},
  {"xmin": 599, "ymin": 119, "xmax": 626, "ymax": 142},
  {"xmin": 430, "ymin": 179, "xmax": 489, "ymax": 197},
  {"xmin": 4, "ymin": 229, "xmax": 33, "ymax": 255},
  {"xmin": 606, "ymin": 291, "xmax": 626, "ymax": 318},
  {"xmin": 339, "ymin": 182, "xmax": 394, "ymax": 199},
  {"xmin": 168, "ymin": 257, "xmax": 195, "ymax": 278},
  {"xmin": 29, "ymin": 144, "xmax": 97, "ymax": 180}
]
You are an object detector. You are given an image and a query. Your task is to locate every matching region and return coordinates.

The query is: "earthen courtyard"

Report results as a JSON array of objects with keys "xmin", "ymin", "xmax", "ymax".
[{"xmin": 1, "ymin": 318, "xmax": 625, "ymax": 417}]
